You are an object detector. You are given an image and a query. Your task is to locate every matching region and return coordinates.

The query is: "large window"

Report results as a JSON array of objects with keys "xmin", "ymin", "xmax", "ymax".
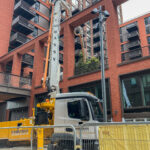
[
  {"xmin": 145, "ymin": 17, "xmax": 150, "ymax": 34},
  {"xmin": 146, "ymin": 26, "xmax": 150, "ymax": 34},
  {"xmin": 147, "ymin": 36, "xmax": 150, "ymax": 44},
  {"xmin": 145, "ymin": 17, "xmax": 150, "ymax": 26},
  {"xmin": 121, "ymin": 73, "xmax": 150, "ymax": 109}
]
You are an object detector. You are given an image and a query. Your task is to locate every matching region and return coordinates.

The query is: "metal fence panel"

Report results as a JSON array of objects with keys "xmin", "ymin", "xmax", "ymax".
[
  {"xmin": 0, "ymin": 124, "xmax": 77, "ymax": 150},
  {"xmin": 99, "ymin": 124, "xmax": 150, "ymax": 150}
]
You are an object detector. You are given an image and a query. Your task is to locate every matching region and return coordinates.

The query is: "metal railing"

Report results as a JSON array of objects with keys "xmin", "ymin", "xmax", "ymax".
[
  {"xmin": 127, "ymin": 31, "xmax": 139, "ymax": 39},
  {"xmin": 79, "ymin": 121, "xmax": 150, "ymax": 150},
  {"xmin": 14, "ymin": 0, "xmax": 35, "ymax": 15},
  {"xmin": 1, "ymin": 121, "xmax": 150, "ymax": 150},
  {"xmin": 10, "ymin": 32, "xmax": 28, "ymax": 43},
  {"xmin": 122, "ymin": 48, "xmax": 142, "ymax": 61},
  {"xmin": 12, "ymin": 16, "xmax": 34, "ymax": 30},
  {"xmin": 0, "ymin": 124, "xmax": 77, "ymax": 150},
  {"xmin": 0, "ymin": 72, "xmax": 32, "ymax": 89},
  {"xmin": 126, "ymin": 22, "xmax": 138, "ymax": 31},
  {"xmin": 22, "ymin": 54, "xmax": 34, "ymax": 65},
  {"xmin": 127, "ymin": 40, "xmax": 141, "ymax": 49},
  {"xmin": 121, "ymin": 46, "xmax": 150, "ymax": 62}
]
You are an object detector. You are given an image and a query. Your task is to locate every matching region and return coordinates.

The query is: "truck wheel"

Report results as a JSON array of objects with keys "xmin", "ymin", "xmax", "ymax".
[{"xmin": 47, "ymin": 144, "xmax": 60, "ymax": 150}]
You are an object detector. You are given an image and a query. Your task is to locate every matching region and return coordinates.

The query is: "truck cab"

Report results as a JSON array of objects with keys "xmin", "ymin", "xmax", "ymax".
[{"xmin": 55, "ymin": 92, "xmax": 103, "ymax": 125}]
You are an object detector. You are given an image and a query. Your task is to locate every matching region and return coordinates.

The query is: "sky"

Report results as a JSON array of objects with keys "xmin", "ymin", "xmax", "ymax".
[{"xmin": 122, "ymin": 0, "xmax": 150, "ymax": 22}]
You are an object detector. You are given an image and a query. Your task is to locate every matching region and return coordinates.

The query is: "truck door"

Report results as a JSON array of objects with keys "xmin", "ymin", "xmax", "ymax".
[{"xmin": 64, "ymin": 98, "xmax": 91, "ymax": 126}]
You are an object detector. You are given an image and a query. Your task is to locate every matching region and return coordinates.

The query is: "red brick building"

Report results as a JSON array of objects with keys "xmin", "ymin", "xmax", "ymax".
[{"xmin": 1, "ymin": 0, "xmax": 145, "ymax": 122}]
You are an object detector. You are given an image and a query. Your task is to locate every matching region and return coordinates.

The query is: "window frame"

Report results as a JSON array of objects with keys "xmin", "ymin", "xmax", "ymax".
[{"xmin": 67, "ymin": 98, "xmax": 90, "ymax": 121}]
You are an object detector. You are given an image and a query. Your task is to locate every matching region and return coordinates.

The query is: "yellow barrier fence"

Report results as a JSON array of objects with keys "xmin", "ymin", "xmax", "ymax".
[{"xmin": 99, "ymin": 124, "xmax": 150, "ymax": 150}]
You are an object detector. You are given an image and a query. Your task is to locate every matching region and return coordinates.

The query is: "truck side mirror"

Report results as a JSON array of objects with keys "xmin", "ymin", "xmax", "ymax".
[{"xmin": 80, "ymin": 99, "xmax": 89, "ymax": 121}]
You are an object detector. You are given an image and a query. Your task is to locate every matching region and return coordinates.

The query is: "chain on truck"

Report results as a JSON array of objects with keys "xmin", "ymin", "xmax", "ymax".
[{"xmin": 0, "ymin": 0, "xmax": 104, "ymax": 150}]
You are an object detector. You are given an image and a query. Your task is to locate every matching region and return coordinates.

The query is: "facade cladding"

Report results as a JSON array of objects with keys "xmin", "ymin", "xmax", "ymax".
[{"xmin": 2, "ymin": 0, "xmax": 150, "ymax": 122}]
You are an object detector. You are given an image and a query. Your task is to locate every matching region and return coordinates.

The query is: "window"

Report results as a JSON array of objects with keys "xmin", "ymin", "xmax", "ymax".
[
  {"xmin": 122, "ymin": 77, "xmax": 142, "ymax": 108},
  {"xmin": 34, "ymin": 15, "xmax": 39, "ymax": 24},
  {"xmin": 35, "ymin": 2, "xmax": 40, "ymax": 11},
  {"xmin": 89, "ymin": 100, "xmax": 103, "ymax": 121},
  {"xmin": 146, "ymin": 26, "xmax": 150, "ymax": 34},
  {"xmin": 122, "ymin": 73, "xmax": 150, "ymax": 109},
  {"xmin": 147, "ymin": 36, "xmax": 150, "ymax": 44},
  {"xmin": 145, "ymin": 17, "xmax": 150, "ymax": 34},
  {"xmin": 67, "ymin": 100, "xmax": 89, "ymax": 120},
  {"xmin": 32, "ymin": 27, "xmax": 38, "ymax": 37},
  {"xmin": 145, "ymin": 17, "xmax": 150, "ymax": 25}
]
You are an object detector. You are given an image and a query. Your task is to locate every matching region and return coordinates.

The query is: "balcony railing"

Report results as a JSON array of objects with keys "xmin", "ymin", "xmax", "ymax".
[
  {"xmin": 93, "ymin": 18, "xmax": 99, "ymax": 25},
  {"xmin": 15, "ymin": 0, "xmax": 36, "ymax": 5},
  {"xmin": 93, "ymin": 32, "xmax": 99, "ymax": 38},
  {"xmin": 22, "ymin": 54, "xmax": 34, "ymax": 65},
  {"xmin": 127, "ymin": 31, "xmax": 139, "ymax": 40},
  {"xmin": 122, "ymin": 49, "xmax": 142, "ymax": 61},
  {"xmin": 128, "ymin": 40, "xmax": 141, "ymax": 50},
  {"xmin": 0, "ymin": 72, "xmax": 31, "ymax": 89},
  {"xmin": 10, "ymin": 32, "xmax": 28, "ymax": 48},
  {"xmin": 14, "ymin": 0, "xmax": 35, "ymax": 19},
  {"xmin": 12, "ymin": 16, "xmax": 34, "ymax": 35},
  {"xmin": 126, "ymin": 23, "xmax": 138, "ymax": 32},
  {"xmin": 59, "ymin": 53, "xmax": 63, "ymax": 64},
  {"xmin": 121, "ymin": 46, "xmax": 150, "ymax": 62}
]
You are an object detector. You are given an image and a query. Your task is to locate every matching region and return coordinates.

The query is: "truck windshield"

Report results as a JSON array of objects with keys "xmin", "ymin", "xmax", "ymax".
[{"xmin": 89, "ymin": 99, "xmax": 103, "ymax": 122}]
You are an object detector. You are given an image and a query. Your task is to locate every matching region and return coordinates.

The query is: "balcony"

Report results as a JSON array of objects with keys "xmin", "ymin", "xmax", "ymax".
[
  {"xmin": 93, "ymin": 36, "xmax": 100, "ymax": 43},
  {"xmin": 93, "ymin": 18, "xmax": 99, "ymax": 25},
  {"xmin": 15, "ymin": 0, "xmax": 36, "ymax": 5},
  {"xmin": 74, "ymin": 57, "xmax": 108, "ymax": 76},
  {"xmin": 12, "ymin": 16, "xmax": 34, "ymax": 35},
  {"xmin": 0, "ymin": 72, "xmax": 31, "ymax": 96},
  {"xmin": 14, "ymin": 0, "xmax": 35, "ymax": 20},
  {"xmin": 59, "ymin": 40, "xmax": 63, "ymax": 50},
  {"xmin": 75, "ymin": 37, "xmax": 81, "ymax": 49},
  {"xmin": 59, "ymin": 53, "xmax": 63, "ymax": 64},
  {"xmin": 127, "ymin": 31, "xmax": 139, "ymax": 41},
  {"xmin": 128, "ymin": 40, "xmax": 141, "ymax": 50},
  {"xmin": 93, "ymin": 32, "xmax": 99, "ymax": 38},
  {"xmin": 122, "ymin": 49, "xmax": 142, "ymax": 61},
  {"xmin": 93, "ymin": 27, "xmax": 99, "ymax": 34},
  {"xmin": 126, "ymin": 23, "xmax": 138, "ymax": 32},
  {"xmin": 72, "ymin": 8, "xmax": 81, "ymax": 16},
  {"xmin": 10, "ymin": 32, "xmax": 29, "ymax": 48},
  {"xmin": 22, "ymin": 54, "xmax": 34, "ymax": 68},
  {"xmin": 93, "ymin": 42, "xmax": 100, "ymax": 52}
]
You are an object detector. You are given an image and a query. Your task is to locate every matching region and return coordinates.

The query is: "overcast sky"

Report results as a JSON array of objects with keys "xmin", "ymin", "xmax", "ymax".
[{"xmin": 122, "ymin": 0, "xmax": 150, "ymax": 22}]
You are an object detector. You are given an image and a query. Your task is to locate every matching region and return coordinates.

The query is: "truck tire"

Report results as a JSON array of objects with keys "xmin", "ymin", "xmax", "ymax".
[{"xmin": 47, "ymin": 143, "xmax": 60, "ymax": 150}]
